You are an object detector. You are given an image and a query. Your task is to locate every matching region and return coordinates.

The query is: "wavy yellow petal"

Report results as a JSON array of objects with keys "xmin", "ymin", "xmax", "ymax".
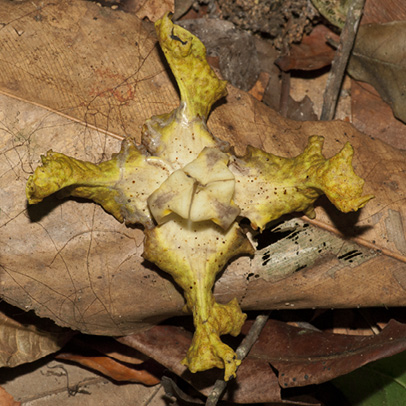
[
  {"xmin": 143, "ymin": 219, "xmax": 254, "ymax": 380},
  {"xmin": 142, "ymin": 14, "xmax": 228, "ymax": 168},
  {"xmin": 154, "ymin": 13, "xmax": 227, "ymax": 120},
  {"xmin": 307, "ymin": 142, "xmax": 374, "ymax": 212},
  {"xmin": 26, "ymin": 139, "xmax": 171, "ymax": 227},
  {"xmin": 230, "ymin": 136, "xmax": 374, "ymax": 230}
]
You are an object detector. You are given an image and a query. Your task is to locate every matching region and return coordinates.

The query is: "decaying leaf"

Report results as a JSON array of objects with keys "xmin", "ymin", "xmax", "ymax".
[
  {"xmin": 56, "ymin": 353, "xmax": 160, "ymax": 385},
  {"xmin": 249, "ymin": 319, "xmax": 406, "ymax": 388},
  {"xmin": 348, "ymin": 21, "xmax": 406, "ymax": 124},
  {"xmin": 55, "ymin": 335, "xmax": 162, "ymax": 385},
  {"xmin": 120, "ymin": 318, "xmax": 406, "ymax": 403},
  {"xmin": 361, "ymin": 0, "xmax": 406, "ymax": 24},
  {"xmin": 275, "ymin": 24, "xmax": 338, "ymax": 72},
  {"xmin": 25, "ymin": 13, "xmax": 372, "ymax": 380},
  {"xmin": 67, "ymin": 335, "xmax": 150, "ymax": 366},
  {"xmin": 118, "ymin": 324, "xmax": 283, "ymax": 404},
  {"xmin": 124, "ymin": 0, "xmax": 174, "ymax": 22},
  {"xmin": 351, "ymin": 80, "xmax": 406, "ymax": 150},
  {"xmin": 0, "ymin": 303, "xmax": 74, "ymax": 368},
  {"xmin": 0, "ymin": 386, "xmax": 20, "ymax": 406}
]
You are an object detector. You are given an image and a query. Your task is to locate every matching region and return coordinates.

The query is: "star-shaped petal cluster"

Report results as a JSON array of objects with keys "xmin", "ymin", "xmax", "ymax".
[
  {"xmin": 148, "ymin": 147, "xmax": 239, "ymax": 229},
  {"xmin": 26, "ymin": 13, "xmax": 373, "ymax": 381}
]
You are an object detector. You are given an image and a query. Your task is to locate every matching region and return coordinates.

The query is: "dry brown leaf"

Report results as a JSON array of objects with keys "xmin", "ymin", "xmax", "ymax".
[
  {"xmin": 350, "ymin": 0, "xmax": 406, "ymax": 147},
  {"xmin": 119, "ymin": 319, "xmax": 406, "ymax": 402},
  {"xmin": 275, "ymin": 24, "xmax": 338, "ymax": 72},
  {"xmin": 0, "ymin": 387, "xmax": 20, "ymax": 406},
  {"xmin": 248, "ymin": 72, "xmax": 270, "ymax": 101},
  {"xmin": 246, "ymin": 319, "xmax": 406, "ymax": 388},
  {"xmin": 285, "ymin": 95, "xmax": 318, "ymax": 121},
  {"xmin": 1, "ymin": 0, "xmax": 406, "ymax": 341},
  {"xmin": 0, "ymin": 303, "xmax": 74, "ymax": 368},
  {"xmin": 118, "ymin": 325, "xmax": 283, "ymax": 404},
  {"xmin": 124, "ymin": 0, "xmax": 174, "ymax": 21},
  {"xmin": 362, "ymin": 0, "xmax": 406, "ymax": 24},
  {"xmin": 348, "ymin": 21, "xmax": 406, "ymax": 124},
  {"xmin": 73, "ymin": 335, "xmax": 149, "ymax": 365},
  {"xmin": 351, "ymin": 80, "xmax": 406, "ymax": 150},
  {"xmin": 56, "ymin": 353, "xmax": 160, "ymax": 385}
]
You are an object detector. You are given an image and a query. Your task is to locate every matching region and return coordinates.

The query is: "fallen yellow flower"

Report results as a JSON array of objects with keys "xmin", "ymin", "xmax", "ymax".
[{"xmin": 26, "ymin": 13, "xmax": 373, "ymax": 381}]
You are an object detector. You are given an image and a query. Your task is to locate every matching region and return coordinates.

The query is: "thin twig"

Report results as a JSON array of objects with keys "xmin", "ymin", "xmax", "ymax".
[
  {"xmin": 279, "ymin": 70, "xmax": 291, "ymax": 118},
  {"xmin": 205, "ymin": 312, "xmax": 270, "ymax": 406},
  {"xmin": 320, "ymin": 0, "xmax": 366, "ymax": 121},
  {"xmin": 279, "ymin": 21, "xmax": 292, "ymax": 117}
]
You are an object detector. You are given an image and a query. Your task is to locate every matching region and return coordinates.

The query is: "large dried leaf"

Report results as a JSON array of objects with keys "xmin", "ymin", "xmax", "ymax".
[
  {"xmin": 0, "ymin": 0, "xmax": 168, "ymax": 137},
  {"xmin": 348, "ymin": 21, "xmax": 406, "ymax": 124},
  {"xmin": 0, "ymin": 303, "xmax": 73, "ymax": 368},
  {"xmin": 248, "ymin": 319, "xmax": 406, "ymax": 388},
  {"xmin": 310, "ymin": 0, "xmax": 406, "ymax": 28},
  {"xmin": 119, "ymin": 319, "xmax": 406, "ymax": 403},
  {"xmin": 351, "ymin": 80, "xmax": 406, "ymax": 150},
  {"xmin": 362, "ymin": 0, "xmax": 406, "ymax": 24},
  {"xmin": 1, "ymin": 0, "xmax": 406, "ymax": 341},
  {"xmin": 118, "ymin": 324, "xmax": 282, "ymax": 404}
]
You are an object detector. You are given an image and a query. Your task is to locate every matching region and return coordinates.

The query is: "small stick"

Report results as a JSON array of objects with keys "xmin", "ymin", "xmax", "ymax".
[
  {"xmin": 320, "ymin": 0, "xmax": 366, "ymax": 121},
  {"xmin": 205, "ymin": 313, "xmax": 270, "ymax": 406},
  {"xmin": 279, "ymin": 26, "xmax": 292, "ymax": 118},
  {"xmin": 279, "ymin": 70, "xmax": 291, "ymax": 118}
]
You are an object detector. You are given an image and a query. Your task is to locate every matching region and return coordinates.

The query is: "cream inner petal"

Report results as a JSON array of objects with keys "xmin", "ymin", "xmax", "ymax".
[{"xmin": 147, "ymin": 147, "xmax": 240, "ymax": 229}]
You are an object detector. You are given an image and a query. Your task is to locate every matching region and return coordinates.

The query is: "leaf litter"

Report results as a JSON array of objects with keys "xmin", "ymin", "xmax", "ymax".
[
  {"xmin": 0, "ymin": 0, "xmax": 406, "ymax": 404},
  {"xmin": 25, "ymin": 11, "xmax": 373, "ymax": 382}
]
